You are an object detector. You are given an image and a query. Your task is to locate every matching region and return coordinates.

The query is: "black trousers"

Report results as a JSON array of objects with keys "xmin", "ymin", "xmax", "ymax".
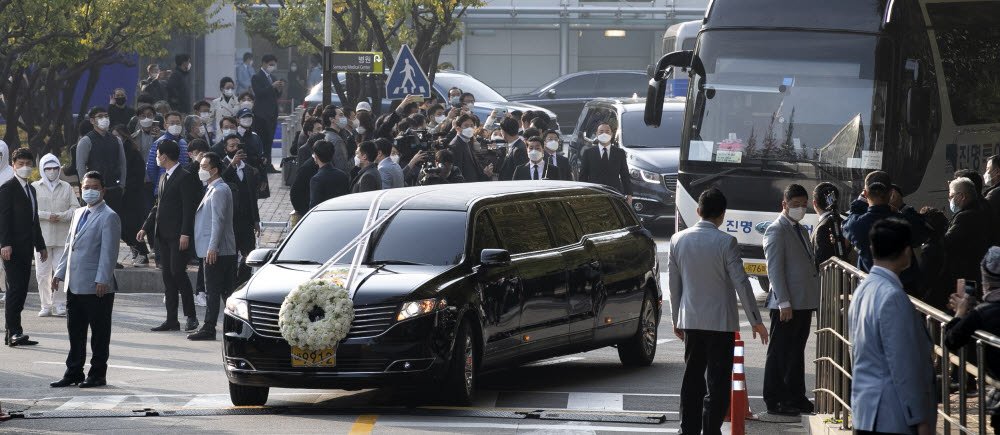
[
  {"xmin": 102, "ymin": 186, "xmax": 125, "ymax": 247},
  {"xmin": 158, "ymin": 236, "xmax": 195, "ymax": 323},
  {"xmin": 763, "ymin": 309, "xmax": 813, "ymax": 409},
  {"xmin": 3, "ymin": 247, "xmax": 33, "ymax": 338},
  {"xmin": 195, "ymin": 259, "xmax": 205, "ymax": 294},
  {"xmin": 65, "ymin": 291, "xmax": 115, "ymax": 380},
  {"xmin": 680, "ymin": 329, "xmax": 735, "ymax": 435},
  {"xmin": 203, "ymin": 255, "xmax": 237, "ymax": 328}
]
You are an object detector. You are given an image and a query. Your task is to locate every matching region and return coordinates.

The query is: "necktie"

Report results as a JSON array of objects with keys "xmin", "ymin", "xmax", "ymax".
[
  {"xmin": 76, "ymin": 210, "xmax": 90, "ymax": 234},
  {"xmin": 601, "ymin": 147, "xmax": 608, "ymax": 162},
  {"xmin": 532, "ymin": 165, "xmax": 539, "ymax": 180},
  {"xmin": 793, "ymin": 223, "xmax": 812, "ymax": 258},
  {"xmin": 25, "ymin": 184, "xmax": 35, "ymax": 217}
]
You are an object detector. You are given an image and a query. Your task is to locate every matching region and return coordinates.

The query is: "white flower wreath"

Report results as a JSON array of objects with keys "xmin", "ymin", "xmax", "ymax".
[{"xmin": 278, "ymin": 274, "xmax": 355, "ymax": 351}]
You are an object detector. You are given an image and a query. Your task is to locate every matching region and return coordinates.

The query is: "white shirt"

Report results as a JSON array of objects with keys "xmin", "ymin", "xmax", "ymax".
[
  {"xmin": 599, "ymin": 143, "xmax": 612, "ymax": 157},
  {"xmin": 232, "ymin": 159, "xmax": 246, "ymax": 181},
  {"xmin": 529, "ymin": 160, "xmax": 547, "ymax": 180},
  {"xmin": 546, "ymin": 152, "xmax": 558, "ymax": 167},
  {"xmin": 15, "ymin": 174, "xmax": 35, "ymax": 216},
  {"xmin": 163, "ymin": 162, "xmax": 179, "ymax": 181}
]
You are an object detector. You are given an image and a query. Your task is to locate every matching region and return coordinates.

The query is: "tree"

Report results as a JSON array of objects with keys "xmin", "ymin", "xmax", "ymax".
[{"xmin": 779, "ymin": 107, "xmax": 796, "ymax": 158}]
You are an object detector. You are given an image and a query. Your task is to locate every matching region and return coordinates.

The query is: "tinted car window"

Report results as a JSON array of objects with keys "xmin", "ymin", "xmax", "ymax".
[
  {"xmin": 552, "ymin": 74, "xmax": 597, "ymax": 98},
  {"xmin": 275, "ymin": 210, "xmax": 366, "ymax": 264},
  {"xmin": 595, "ymin": 73, "xmax": 647, "ymax": 98},
  {"xmin": 569, "ymin": 197, "xmax": 622, "ymax": 234},
  {"xmin": 539, "ymin": 201, "xmax": 578, "ymax": 247},
  {"xmin": 370, "ymin": 210, "xmax": 467, "ymax": 266},
  {"xmin": 473, "ymin": 211, "xmax": 501, "ymax": 255},
  {"xmin": 611, "ymin": 198, "xmax": 639, "ymax": 227},
  {"xmin": 491, "ymin": 203, "xmax": 553, "ymax": 255},
  {"xmin": 620, "ymin": 110, "xmax": 683, "ymax": 148}
]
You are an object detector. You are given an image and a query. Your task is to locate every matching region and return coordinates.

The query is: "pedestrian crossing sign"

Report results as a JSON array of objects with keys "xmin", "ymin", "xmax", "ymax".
[{"xmin": 385, "ymin": 45, "xmax": 432, "ymax": 99}]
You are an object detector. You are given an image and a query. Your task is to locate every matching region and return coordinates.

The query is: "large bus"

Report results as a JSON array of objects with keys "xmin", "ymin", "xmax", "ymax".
[
  {"xmin": 645, "ymin": 0, "xmax": 1000, "ymax": 282},
  {"xmin": 660, "ymin": 20, "xmax": 702, "ymax": 98}
]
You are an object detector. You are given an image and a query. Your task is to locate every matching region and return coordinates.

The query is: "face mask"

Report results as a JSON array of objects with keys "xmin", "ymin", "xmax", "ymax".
[
  {"xmin": 461, "ymin": 127, "xmax": 474, "ymax": 138},
  {"xmin": 356, "ymin": 126, "xmax": 366, "ymax": 135},
  {"xmin": 198, "ymin": 168, "xmax": 212, "ymax": 182},
  {"xmin": 434, "ymin": 115, "xmax": 446, "ymax": 124},
  {"xmin": 492, "ymin": 135, "xmax": 504, "ymax": 142},
  {"xmin": 290, "ymin": 66, "xmax": 298, "ymax": 72},
  {"xmin": 81, "ymin": 189, "xmax": 101, "ymax": 205},
  {"xmin": 239, "ymin": 118, "xmax": 253, "ymax": 128},
  {"xmin": 44, "ymin": 168, "xmax": 60, "ymax": 181},
  {"xmin": 266, "ymin": 65, "xmax": 277, "ymax": 74},
  {"xmin": 167, "ymin": 125, "xmax": 182, "ymax": 136},
  {"xmin": 390, "ymin": 155, "xmax": 400, "ymax": 165},
  {"xmin": 597, "ymin": 133, "xmax": 612, "ymax": 144},
  {"xmin": 528, "ymin": 149, "xmax": 544, "ymax": 163},
  {"xmin": 240, "ymin": 101, "xmax": 253, "ymax": 110},
  {"xmin": 986, "ymin": 172, "xmax": 993, "ymax": 186},
  {"xmin": 545, "ymin": 140, "xmax": 559, "ymax": 152},
  {"xmin": 450, "ymin": 97, "xmax": 460, "ymax": 105},
  {"xmin": 950, "ymin": 199, "xmax": 959, "ymax": 213},
  {"xmin": 466, "ymin": 103, "xmax": 475, "ymax": 110},
  {"xmin": 337, "ymin": 117, "xmax": 348, "ymax": 129},
  {"xmin": 15, "ymin": 166, "xmax": 33, "ymax": 179},
  {"xmin": 354, "ymin": 156, "xmax": 362, "ymax": 166},
  {"xmin": 224, "ymin": 89, "xmax": 234, "ymax": 97},
  {"xmin": 237, "ymin": 126, "xmax": 247, "ymax": 136},
  {"xmin": 351, "ymin": 119, "xmax": 360, "ymax": 129},
  {"xmin": 222, "ymin": 128, "xmax": 235, "ymax": 137},
  {"xmin": 787, "ymin": 206, "xmax": 807, "ymax": 222},
  {"xmin": 200, "ymin": 111, "xmax": 212, "ymax": 121},
  {"xmin": 198, "ymin": 125, "xmax": 207, "ymax": 137},
  {"xmin": 97, "ymin": 117, "xmax": 110, "ymax": 131},
  {"xmin": 139, "ymin": 117, "xmax": 154, "ymax": 128},
  {"xmin": 115, "ymin": 96, "xmax": 126, "ymax": 106}
]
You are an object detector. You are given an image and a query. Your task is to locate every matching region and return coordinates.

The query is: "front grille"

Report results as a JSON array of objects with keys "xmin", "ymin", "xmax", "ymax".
[
  {"xmin": 661, "ymin": 173, "xmax": 677, "ymax": 191},
  {"xmin": 247, "ymin": 356, "xmax": 390, "ymax": 372},
  {"xmin": 248, "ymin": 301, "xmax": 400, "ymax": 340}
]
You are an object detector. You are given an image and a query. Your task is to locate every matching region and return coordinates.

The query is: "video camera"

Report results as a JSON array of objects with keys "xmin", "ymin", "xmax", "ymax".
[{"xmin": 394, "ymin": 129, "xmax": 448, "ymax": 154}]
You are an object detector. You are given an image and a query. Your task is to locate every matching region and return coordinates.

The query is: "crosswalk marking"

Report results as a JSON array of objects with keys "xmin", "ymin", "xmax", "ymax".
[
  {"xmin": 566, "ymin": 392, "xmax": 624, "ymax": 412},
  {"xmin": 376, "ymin": 421, "xmax": 678, "ymax": 433},
  {"xmin": 56, "ymin": 395, "xmax": 130, "ymax": 411},
  {"xmin": 183, "ymin": 394, "xmax": 233, "ymax": 408}
]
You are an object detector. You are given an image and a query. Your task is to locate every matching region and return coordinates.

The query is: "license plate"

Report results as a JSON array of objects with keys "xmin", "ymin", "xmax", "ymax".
[
  {"xmin": 744, "ymin": 263, "xmax": 767, "ymax": 275},
  {"xmin": 290, "ymin": 346, "xmax": 337, "ymax": 367}
]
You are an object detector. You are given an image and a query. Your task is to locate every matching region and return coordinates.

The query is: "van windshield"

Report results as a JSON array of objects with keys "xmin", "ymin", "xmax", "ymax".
[{"xmin": 275, "ymin": 210, "xmax": 467, "ymax": 266}]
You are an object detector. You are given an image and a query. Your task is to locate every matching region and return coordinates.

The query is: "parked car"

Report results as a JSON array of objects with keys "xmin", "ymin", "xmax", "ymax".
[
  {"xmin": 507, "ymin": 71, "xmax": 648, "ymax": 134},
  {"xmin": 303, "ymin": 70, "xmax": 560, "ymax": 132},
  {"xmin": 223, "ymin": 182, "xmax": 661, "ymax": 405},
  {"xmin": 568, "ymin": 98, "xmax": 685, "ymax": 231}
]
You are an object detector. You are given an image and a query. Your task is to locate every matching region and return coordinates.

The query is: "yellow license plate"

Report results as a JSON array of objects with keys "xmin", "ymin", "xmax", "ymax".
[
  {"xmin": 744, "ymin": 263, "xmax": 767, "ymax": 275},
  {"xmin": 290, "ymin": 346, "xmax": 337, "ymax": 367}
]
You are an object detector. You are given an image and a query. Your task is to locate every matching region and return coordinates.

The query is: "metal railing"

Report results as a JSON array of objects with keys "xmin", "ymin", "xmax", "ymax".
[{"xmin": 815, "ymin": 257, "xmax": 1000, "ymax": 434}]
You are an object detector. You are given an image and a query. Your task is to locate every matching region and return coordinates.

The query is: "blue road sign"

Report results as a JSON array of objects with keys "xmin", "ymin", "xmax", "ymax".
[{"xmin": 385, "ymin": 45, "xmax": 431, "ymax": 99}]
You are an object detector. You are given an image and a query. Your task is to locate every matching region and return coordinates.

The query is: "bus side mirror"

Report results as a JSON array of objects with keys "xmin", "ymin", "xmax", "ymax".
[
  {"xmin": 906, "ymin": 87, "xmax": 930, "ymax": 132},
  {"xmin": 645, "ymin": 50, "xmax": 701, "ymax": 127}
]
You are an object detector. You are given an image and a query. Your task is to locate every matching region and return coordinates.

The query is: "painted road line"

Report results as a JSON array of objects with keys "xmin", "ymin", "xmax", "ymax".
[
  {"xmin": 55, "ymin": 395, "xmax": 129, "ymax": 411},
  {"xmin": 376, "ymin": 421, "xmax": 678, "ymax": 433},
  {"xmin": 524, "ymin": 356, "xmax": 585, "ymax": 367},
  {"xmin": 348, "ymin": 414, "xmax": 378, "ymax": 435},
  {"xmin": 656, "ymin": 338, "xmax": 676, "ymax": 345},
  {"xmin": 566, "ymin": 392, "xmax": 624, "ymax": 412},
  {"xmin": 182, "ymin": 394, "xmax": 234, "ymax": 408},
  {"xmin": 34, "ymin": 361, "xmax": 172, "ymax": 372},
  {"xmin": 656, "ymin": 241, "xmax": 670, "ymax": 253}
]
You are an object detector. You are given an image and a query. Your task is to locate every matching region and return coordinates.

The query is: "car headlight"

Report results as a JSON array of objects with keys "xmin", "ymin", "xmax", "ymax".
[
  {"xmin": 628, "ymin": 165, "xmax": 661, "ymax": 184},
  {"xmin": 397, "ymin": 298, "xmax": 447, "ymax": 321},
  {"xmin": 225, "ymin": 296, "xmax": 249, "ymax": 321}
]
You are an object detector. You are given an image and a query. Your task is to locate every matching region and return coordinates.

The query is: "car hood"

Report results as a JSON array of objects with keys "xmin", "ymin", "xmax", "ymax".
[
  {"xmin": 242, "ymin": 263, "xmax": 448, "ymax": 306},
  {"xmin": 624, "ymin": 147, "xmax": 680, "ymax": 173}
]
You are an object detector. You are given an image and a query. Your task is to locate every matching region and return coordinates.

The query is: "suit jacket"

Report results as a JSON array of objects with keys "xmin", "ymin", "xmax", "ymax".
[
  {"xmin": 987, "ymin": 184, "xmax": 1000, "ymax": 222},
  {"xmin": 54, "ymin": 202, "xmax": 120, "ymax": 295},
  {"xmin": 811, "ymin": 212, "xmax": 848, "ymax": 268},
  {"xmin": 251, "ymin": 69, "xmax": 280, "ymax": 122},
  {"xmin": 546, "ymin": 153, "xmax": 573, "ymax": 181},
  {"xmin": 667, "ymin": 220, "xmax": 764, "ymax": 331},
  {"xmin": 763, "ymin": 214, "xmax": 820, "ymax": 310},
  {"xmin": 292, "ymin": 159, "xmax": 318, "ymax": 215},
  {"xmin": 222, "ymin": 159, "xmax": 261, "ymax": 251},
  {"xmin": 944, "ymin": 200, "xmax": 995, "ymax": 284},
  {"xmin": 142, "ymin": 165, "xmax": 201, "ymax": 240},
  {"xmin": 512, "ymin": 161, "xmax": 561, "ymax": 181},
  {"xmin": 0, "ymin": 177, "xmax": 46, "ymax": 254},
  {"xmin": 309, "ymin": 164, "xmax": 350, "ymax": 209},
  {"xmin": 450, "ymin": 135, "xmax": 484, "ymax": 182},
  {"xmin": 578, "ymin": 144, "xmax": 632, "ymax": 195},
  {"xmin": 195, "ymin": 179, "xmax": 236, "ymax": 258},
  {"xmin": 498, "ymin": 138, "xmax": 528, "ymax": 181},
  {"xmin": 166, "ymin": 68, "xmax": 190, "ymax": 114},
  {"xmin": 848, "ymin": 266, "xmax": 936, "ymax": 433},
  {"xmin": 351, "ymin": 165, "xmax": 383, "ymax": 193}
]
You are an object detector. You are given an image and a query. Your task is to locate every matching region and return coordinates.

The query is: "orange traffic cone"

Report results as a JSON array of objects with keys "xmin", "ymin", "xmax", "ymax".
[{"xmin": 725, "ymin": 331, "xmax": 755, "ymax": 433}]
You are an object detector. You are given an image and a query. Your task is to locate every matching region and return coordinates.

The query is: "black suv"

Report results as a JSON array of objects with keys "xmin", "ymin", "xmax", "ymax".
[
  {"xmin": 223, "ymin": 182, "xmax": 661, "ymax": 405},
  {"xmin": 507, "ymin": 71, "xmax": 648, "ymax": 134},
  {"xmin": 568, "ymin": 98, "xmax": 686, "ymax": 232}
]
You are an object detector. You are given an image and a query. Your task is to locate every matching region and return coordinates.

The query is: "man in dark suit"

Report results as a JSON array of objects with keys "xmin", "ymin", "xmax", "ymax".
[
  {"xmin": 250, "ymin": 54, "xmax": 284, "ymax": 164},
  {"xmin": 944, "ymin": 177, "xmax": 994, "ymax": 288},
  {"xmin": 513, "ymin": 137, "xmax": 561, "ymax": 181},
  {"xmin": 810, "ymin": 182, "xmax": 849, "ymax": 268},
  {"xmin": 166, "ymin": 55, "xmax": 192, "ymax": 115},
  {"xmin": 449, "ymin": 114, "xmax": 490, "ymax": 182},
  {"xmin": 0, "ymin": 148, "xmax": 47, "ymax": 346},
  {"xmin": 138, "ymin": 139, "xmax": 202, "ymax": 333},
  {"xmin": 578, "ymin": 123, "xmax": 632, "ymax": 202},
  {"xmin": 497, "ymin": 117, "xmax": 528, "ymax": 181},
  {"xmin": 220, "ymin": 135, "xmax": 261, "ymax": 285},
  {"xmin": 543, "ymin": 130, "xmax": 572, "ymax": 181},
  {"xmin": 309, "ymin": 140, "xmax": 350, "ymax": 209},
  {"xmin": 351, "ymin": 141, "xmax": 382, "ymax": 193}
]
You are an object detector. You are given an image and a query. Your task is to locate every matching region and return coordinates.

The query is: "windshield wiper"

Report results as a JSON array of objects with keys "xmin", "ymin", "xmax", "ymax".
[
  {"xmin": 366, "ymin": 260, "xmax": 430, "ymax": 266},
  {"xmin": 274, "ymin": 259, "xmax": 323, "ymax": 265}
]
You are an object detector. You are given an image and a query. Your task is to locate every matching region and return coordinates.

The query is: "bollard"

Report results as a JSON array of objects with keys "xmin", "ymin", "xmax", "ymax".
[{"xmin": 726, "ymin": 331, "xmax": 755, "ymax": 434}]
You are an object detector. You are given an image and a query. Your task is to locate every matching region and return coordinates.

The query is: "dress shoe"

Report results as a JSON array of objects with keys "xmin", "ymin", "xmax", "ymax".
[
  {"xmin": 767, "ymin": 404, "xmax": 801, "ymax": 417},
  {"xmin": 187, "ymin": 328, "xmax": 217, "ymax": 341},
  {"xmin": 184, "ymin": 317, "xmax": 200, "ymax": 333},
  {"xmin": 793, "ymin": 400, "xmax": 815, "ymax": 414},
  {"xmin": 50, "ymin": 377, "xmax": 85, "ymax": 388},
  {"xmin": 8, "ymin": 334, "xmax": 38, "ymax": 346},
  {"xmin": 79, "ymin": 377, "xmax": 107, "ymax": 388},
  {"xmin": 150, "ymin": 321, "xmax": 181, "ymax": 332}
]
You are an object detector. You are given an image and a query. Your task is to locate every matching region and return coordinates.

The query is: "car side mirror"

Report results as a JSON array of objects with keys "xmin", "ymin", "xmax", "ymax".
[
  {"xmin": 546, "ymin": 89, "xmax": 557, "ymax": 99},
  {"xmin": 480, "ymin": 249, "xmax": 511, "ymax": 267},
  {"xmin": 246, "ymin": 248, "xmax": 276, "ymax": 268},
  {"xmin": 906, "ymin": 87, "xmax": 930, "ymax": 133}
]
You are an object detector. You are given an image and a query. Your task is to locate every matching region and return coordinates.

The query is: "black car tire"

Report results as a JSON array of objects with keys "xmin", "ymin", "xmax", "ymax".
[
  {"xmin": 442, "ymin": 319, "xmax": 477, "ymax": 405},
  {"xmin": 618, "ymin": 289, "xmax": 658, "ymax": 366},
  {"xmin": 229, "ymin": 381, "xmax": 269, "ymax": 406}
]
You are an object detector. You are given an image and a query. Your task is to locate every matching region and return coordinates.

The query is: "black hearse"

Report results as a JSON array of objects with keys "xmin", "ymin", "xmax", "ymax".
[{"xmin": 223, "ymin": 181, "xmax": 661, "ymax": 405}]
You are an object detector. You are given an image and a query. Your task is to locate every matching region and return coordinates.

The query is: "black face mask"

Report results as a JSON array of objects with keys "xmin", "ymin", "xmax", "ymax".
[{"xmin": 115, "ymin": 96, "xmax": 126, "ymax": 106}]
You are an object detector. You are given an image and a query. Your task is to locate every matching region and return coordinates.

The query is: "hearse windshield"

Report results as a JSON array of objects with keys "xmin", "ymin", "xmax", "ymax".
[
  {"xmin": 684, "ymin": 30, "xmax": 886, "ymax": 176},
  {"xmin": 275, "ymin": 209, "xmax": 467, "ymax": 266}
]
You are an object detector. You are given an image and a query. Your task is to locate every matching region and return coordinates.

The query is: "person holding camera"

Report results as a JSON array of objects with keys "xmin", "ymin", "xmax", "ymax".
[
  {"xmin": 220, "ymin": 135, "xmax": 261, "ymax": 285},
  {"xmin": 449, "ymin": 114, "xmax": 493, "ymax": 182},
  {"xmin": 811, "ymin": 182, "xmax": 849, "ymax": 268},
  {"xmin": 419, "ymin": 150, "xmax": 464, "ymax": 185},
  {"xmin": 351, "ymin": 141, "xmax": 382, "ymax": 193}
]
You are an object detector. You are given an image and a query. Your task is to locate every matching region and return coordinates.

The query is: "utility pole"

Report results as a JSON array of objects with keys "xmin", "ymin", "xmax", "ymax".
[{"xmin": 322, "ymin": 0, "xmax": 333, "ymax": 107}]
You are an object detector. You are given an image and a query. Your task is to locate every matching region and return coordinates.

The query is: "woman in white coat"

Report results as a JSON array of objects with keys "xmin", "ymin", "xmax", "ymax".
[
  {"xmin": 211, "ymin": 77, "xmax": 240, "ymax": 138},
  {"xmin": 32, "ymin": 153, "xmax": 78, "ymax": 316}
]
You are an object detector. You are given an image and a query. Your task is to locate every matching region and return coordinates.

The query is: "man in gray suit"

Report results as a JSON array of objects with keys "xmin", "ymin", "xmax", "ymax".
[
  {"xmin": 668, "ymin": 187, "xmax": 768, "ymax": 435},
  {"xmin": 849, "ymin": 218, "xmax": 935, "ymax": 435},
  {"xmin": 50, "ymin": 171, "xmax": 121, "ymax": 388},
  {"xmin": 762, "ymin": 184, "xmax": 820, "ymax": 416},
  {"xmin": 188, "ymin": 152, "xmax": 237, "ymax": 341}
]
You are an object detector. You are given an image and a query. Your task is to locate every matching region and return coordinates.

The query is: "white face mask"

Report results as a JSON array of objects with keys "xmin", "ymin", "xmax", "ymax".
[
  {"xmin": 290, "ymin": 66, "xmax": 298, "ymax": 72},
  {"xmin": 337, "ymin": 117, "xmax": 348, "ymax": 129},
  {"xmin": 96, "ymin": 117, "xmax": 110, "ymax": 131},
  {"xmin": 266, "ymin": 65, "xmax": 277, "ymax": 74},
  {"xmin": 354, "ymin": 156, "xmax": 362, "ymax": 166},
  {"xmin": 239, "ymin": 118, "xmax": 253, "ymax": 128},
  {"xmin": 237, "ymin": 126, "xmax": 247, "ymax": 136},
  {"xmin": 597, "ymin": 133, "xmax": 612, "ymax": 144},
  {"xmin": 224, "ymin": 89, "xmax": 234, "ymax": 97},
  {"xmin": 222, "ymin": 128, "xmax": 235, "ymax": 137},
  {"xmin": 390, "ymin": 155, "xmax": 400, "ymax": 165},
  {"xmin": 198, "ymin": 168, "xmax": 212, "ymax": 182},
  {"xmin": 166, "ymin": 125, "xmax": 182, "ymax": 136},
  {"xmin": 14, "ymin": 166, "xmax": 33, "ymax": 179},
  {"xmin": 434, "ymin": 115, "xmax": 446, "ymax": 124},
  {"xmin": 787, "ymin": 206, "xmax": 807, "ymax": 222},
  {"xmin": 44, "ymin": 168, "xmax": 60, "ymax": 182},
  {"xmin": 461, "ymin": 127, "xmax": 475, "ymax": 138},
  {"xmin": 200, "ymin": 111, "xmax": 211, "ymax": 120},
  {"xmin": 528, "ymin": 149, "xmax": 544, "ymax": 163},
  {"xmin": 545, "ymin": 140, "xmax": 559, "ymax": 152},
  {"xmin": 139, "ymin": 117, "xmax": 154, "ymax": 128},
  {"xmin": 351, "ymin": 119, "xmax": 360, "ymax": 129},
  {"xmin": 986, "ymin": 171, "xmax": 993, "ymax": 186},
  {"xmin": 198, "ymin": 125, "xmax": 207, "ymax": 137},
  {"xmin": 356, "ymin": 126, "xmax": 366, "ymax": 135},
  {"xmin": 81, "ymin": 189, "xmax": 101, "ymax": 205},
  {"xmin": 492, "ymin": 135, "xmax": 504, "ymax": 142},
  {"xmin": 240, "ymin": 101, "xmax": 253, "ymax": 110}
]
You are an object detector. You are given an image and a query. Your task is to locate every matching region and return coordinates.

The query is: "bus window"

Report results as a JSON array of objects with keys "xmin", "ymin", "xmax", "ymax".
[{"xmin": 926, "ymin": 2, "xmax": 1000, "ymax": 126}]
